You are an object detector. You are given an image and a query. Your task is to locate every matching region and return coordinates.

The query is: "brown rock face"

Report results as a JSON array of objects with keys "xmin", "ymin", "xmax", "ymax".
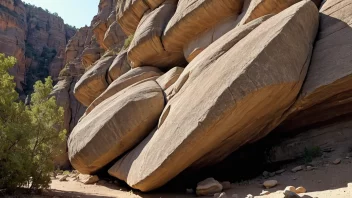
[
  {"xmin": 162, "ymin": 0, "xmax": 244, "ymax": 52},
  {"xmin": 108, "ymin": 1, "xmax": 318, "ymax": 191},
  {"xmin": 69, "ymin": 80, "xmax": 165, "ymax": 174},
  {"xmin": 127, "ymin": 0, "xmax": 186, "ymax": 68},
  {"xmin": 74, "ymin": 55, "xmax": 116, "ymax": 107},
  {"xmin": 277, "ymin": 0, "xmax": 352, "ymax": 132},
  {"xmin": 86, "ymin": 66, "xmax": 162, "ymax": 115},
  {"xmin": 0, "ymin": 0, "xmax": 76, "ymax": 97}
]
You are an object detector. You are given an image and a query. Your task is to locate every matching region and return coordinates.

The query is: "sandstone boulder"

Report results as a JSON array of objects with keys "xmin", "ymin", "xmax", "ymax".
[
  {"xmin": 103, "ymin": 21, "xmax": 127, "ymax": 51},
  {"xmin": 278, "ymin": 0, "xmax": 352, "ymax": 131},
  {"xmin": 68, "ymin": 80, "xmax": 164, "ymax": 174},
  {"xmin": 183, "ymin": 15, "xmax": 239, "ymax": 62},
  {"xmin": 196, "ymin": 178, "xmax": 223, "ymax": 196},
  {"xmin": 107, "ymin": 50, "xmax": 131, "ymax": 83},
  {"xmin": 127, "ymin": 0, "xmax": 186, "ymax": 68},
  {"xmin": 82, "ymin": 47, "xmax": 102, "ymax": 68},
  {"xmin": 162, "ymin": 0, "xmax": 244, "ymax": 52},
  {"xmin": 86, "ymin": 66, "xmax": 162, "ymax": 114},
  {"xmin": 74, "ymin": 55, "xmax": 115, "ymax": 106},
  {"xmin": 108, "ymin": 1, "xmax": 318, "ymax": 191},
  {"xmin": 116, "ymin": 0, "xmax": 165, "ymax": 35},
  {"xmin": 156, "ymin": 67, "xmax": 184, "ymax": 90}
]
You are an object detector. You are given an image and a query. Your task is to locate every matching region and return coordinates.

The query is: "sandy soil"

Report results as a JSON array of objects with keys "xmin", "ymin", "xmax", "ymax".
[{"xmin": 41, "ymin": 154, "xmax": 352, "ymax": 198}]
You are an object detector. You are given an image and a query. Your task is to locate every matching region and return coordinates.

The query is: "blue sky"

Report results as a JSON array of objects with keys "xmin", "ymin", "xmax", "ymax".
[{"xmin": 22, "ymin": 0, "xmax": 100, "ymax": 28}]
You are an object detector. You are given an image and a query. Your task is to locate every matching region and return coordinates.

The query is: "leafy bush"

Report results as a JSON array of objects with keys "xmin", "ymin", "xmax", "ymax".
[
  {"xmin": 303, "ymin": 146, "xmax": 322, "ymax": 163},
  {"xmin": 0, "ymin": 54, "xmax": 66, "ymax": 192}
]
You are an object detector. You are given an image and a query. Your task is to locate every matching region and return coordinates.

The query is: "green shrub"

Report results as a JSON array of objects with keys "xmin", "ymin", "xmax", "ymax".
[
  {"xmin": 0, "ymin": 54, "xmax": 66, "ymax": 192},
  {"xmin": 124, "ymin": 34, "xmax": 134, "ymax": 49}
]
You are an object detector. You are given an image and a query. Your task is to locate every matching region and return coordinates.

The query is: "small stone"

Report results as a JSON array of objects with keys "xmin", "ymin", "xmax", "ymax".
[
  {"xmin": 263, "ymin": 180, "xmax": 278, "ymax": 189},
  {"xmin": 284, "ymin": 190, "xmax": 300, "ymax": 198},
  {"xmin": 269, "ymin": 172, "xmax": 276, "ymax": 177},
  {"xmin": 59, "ymin": 175, "xmax": 69, "ymax": 182},
  {"xmin": 114, "ymin": 180, "xmax": 119, "ymax": 184},
  {"xmin": 285, "ymin": 186, "xmax": 296, "ymax": 192},
  {"xmin": 333, "ymin": 158, "xmax": 342, "ymax": 164},
  {"xmin": 186, "ymin": 188, "xmax": 194, "ymax": 194},
  {"xmin": 214, "ymin": 192, "xmax": 227, "ymax": 198},
  {"xmin": 275, "ymin": 169, "xmax": 286, "ymax": 174},
  {"xmin": 245, "ymin": 194, "xmax": 253, "ymax": 198},
  {"xmin": 79, "ymin": 174, "xmax": 99, "ymax": 184},
  {"xmin": 97, "ymin": 180, "xmax": 107, "ymax": 185},
  {"xmin": 196, "ymin": 178, "xmax": 223, "ymax": 196},
  {"xmin": 260, "ymin": 190, "xmax": 270, "ymax": 195},
  {"xmin": 291, "ymin": 165, "xmax": 303, "ymax": 172},
  {"xmin": 306, "ymin": 166, "xmax": 314, "ymax": 171},
  {"xmin": 221, "ymin": 181, "xmax": 231, "ymax": 190},
  {"xmin": 109, "ymin": 181, "xmax": 113, "ymax": 184},
  {"xmin": 231, "ymin": 194, "xmax": 239, "ymax": 198},
  {"xmin": 263, "ymin": 171, "xmax": 270, "ymax": 177},
  {"xmin": 295, "ymin": 186, "xmax": 307, "ymax": 193}
]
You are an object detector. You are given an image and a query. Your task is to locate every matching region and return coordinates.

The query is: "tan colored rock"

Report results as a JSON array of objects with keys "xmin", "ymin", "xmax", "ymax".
[
  {"xmin": 238, "ymin": 0, "xmax": 302, "ymax": 25},
  {"xmin": 278, "ymin": 0, "xmax": 352, "ymax": 132},
  {"xmin": 295, "ymin": 186, "xmax": 307, "ymax": 193},
  {"xmin": 183, "ymin": 15, "xmax": 239, "ymax": 62},
  {"xmin": 108, "ymin": 1, "xmax": 319, "ymax": 191},
  {"xmin": 162, "ymin": 0, "xmax": 244, "ymax": 52},
  {"xmin": 291, "ymin": 165, "xmax": 304, "ymax": 173},
  {"xmin": 333, "ymin": 158, "xmax": 342, "ymax": 165},
  {"xmin": 116, "ymin": 0, "xmax": 165, "ymax": 35},
  {"xmin": 107, "ymin": 50, "xmax": 131, "ymax": 83},
  {"xmin": 127, "ymin": 0, "xmax": 186, "ymax": 68},
  {"xmin": 69, "ymin": 80, "xmax": 164, "ymax": 174},
  {"xmin": 285, "ymin": 186, "xmax": 296, "ymax": 192},
  {"xmin": 81, "ymin": 47, "xmax": 102, "ymax": 68},
  {"xmin": 103, "ymin": 21, "xmax": 127, "ymax": 51},
  {"xmin": 74, "ymin": 55, "xmax": 115, "ymax": 107},
  {"xmin": 263, "ymin": 180, "xmax": 278, "ymax": 189},
  {"xmin": 156, "ymin": 67, "xmax": 184, "ymax": 90},
  {"xmin": 78, "ymin": 174, "xmax": 100, "ymax": 184},
  {"xmin": 196, "ymin": 178, "xmax": 223, "ymax": 196},
  {"xmin": 86, "ymin": 66, "xmax": 162, "ymax": 114}
]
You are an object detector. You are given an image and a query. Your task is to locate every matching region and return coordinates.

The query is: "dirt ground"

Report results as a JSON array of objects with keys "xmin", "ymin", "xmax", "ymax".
[{"xmin": 38, "ymin": 153, "xmax": 352, "ymax": 198}]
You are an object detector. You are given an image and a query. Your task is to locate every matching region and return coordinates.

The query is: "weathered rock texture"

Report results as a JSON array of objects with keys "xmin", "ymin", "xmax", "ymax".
[
  {"xmin": 127, "ymin": 0, "xmax": 186, "ymax": 68},
  {"xmin": 0, "ymin": 0, "xmax": 76, "ymax": 98},
  {"xmin": 69, "ymin": 80, "xmax": 165, "ymax": 174},
  {"xmin": 74, "ymin": 55, "xmax": 116, "ymax": 107},
  {"xmin": 86, "ymin": 66, "xmax": 162, "ymax": 114},
  {"xmin": 278, "ymin": 0, "xmax": 352, "ymax": 132},
  {"xmin": 108, "ymin": 1, "xmax": 318, "ymax": 191}
]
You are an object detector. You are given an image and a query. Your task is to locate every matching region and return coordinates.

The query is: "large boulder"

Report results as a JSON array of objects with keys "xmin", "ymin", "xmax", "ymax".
[
  {"xmin": 116, "ymin": 0, "xmax": 165, "ymax": 35},
  {"xmin": 108, "ymin": 1, "xmax": 318, "ymax": 191},
  {"xmin": 68, "ymin": 80, "xmax": 165, "ymax": 174},
  {"xmin": 107, "ymin": 50, "xmax": 131, "ymax": 83},
  {"xmin": 278, "ymin": 0, "xmax": 352, "ymax": 131},
  {"xmin": 127, "ymin": 0, "xmax": 186, "ymax": 68},
  {"xmin": 103, "ymin": 21, "xmax": 127, "ymax": 51},
  {"xmin": 156, "ymin": 67, "xmax": 184, "ymax": 90},
  {"xmin": 86, "ymin": 66, "xmax": 163, "ymax": 114},
  {"xmin": 74, "ymin": 55, "xmax": 115, "ymax": 106},
  {"xmin": 162, "ymin": 0, "xmax": 244, "ymax": 52}
]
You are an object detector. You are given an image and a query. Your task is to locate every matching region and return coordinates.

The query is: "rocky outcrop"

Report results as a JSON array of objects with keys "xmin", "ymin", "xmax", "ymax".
[
  {"xmin": 0, "ymin": 0, "xmax": 76, "ymax": 98},
  {"xmin": 108, "ymin": 1, "xmax": 318, "ymax": 191},
  {"xmin": 69, "ymin": 80, "xmax": 165, "ymax": 174},
  {"xmin": 107, "ymin": 50, "xmax": 130, "ymax": 83},
  {"xmin": 86, "ymin": 66, "xmax": 162, "ymax": 114},
  {"xmin": 127, "ymin": 0, "xmax": 186, "ymax": 68},
  {"xmin": 74, "ymin": 55, "xmax": 116, "ymax": 107},
  {"xmin": 277, "ymin": 0, "xmax": 352, "ymax": 132}
]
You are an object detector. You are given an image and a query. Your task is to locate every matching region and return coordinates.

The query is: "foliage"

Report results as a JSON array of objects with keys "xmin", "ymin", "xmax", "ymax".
[
  {"xmin": 0, "ymin": 54, "xmax": 66, "ymax": 192},
  {"xmin": 124, "ymin": 34, "xmax": 134, "ymax": 49},
  {"xmin": 303, "ymin": 146, "xmax": 322, "ymax": 163}
]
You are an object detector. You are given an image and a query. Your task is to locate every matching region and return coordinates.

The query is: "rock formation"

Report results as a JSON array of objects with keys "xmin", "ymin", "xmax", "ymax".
[
  {"xmin": 3, "ymin": 0, "xmax": 348, "ymax": 193},
  {"xmin": 0, "ymin": 0, "xmax": 76, "ymax": 99}
]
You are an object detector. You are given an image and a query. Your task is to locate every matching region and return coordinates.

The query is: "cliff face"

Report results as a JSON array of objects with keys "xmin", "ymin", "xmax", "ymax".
[{"xmin": 0, "ymin": 0, "xmax": 76, "ymax": 99}]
